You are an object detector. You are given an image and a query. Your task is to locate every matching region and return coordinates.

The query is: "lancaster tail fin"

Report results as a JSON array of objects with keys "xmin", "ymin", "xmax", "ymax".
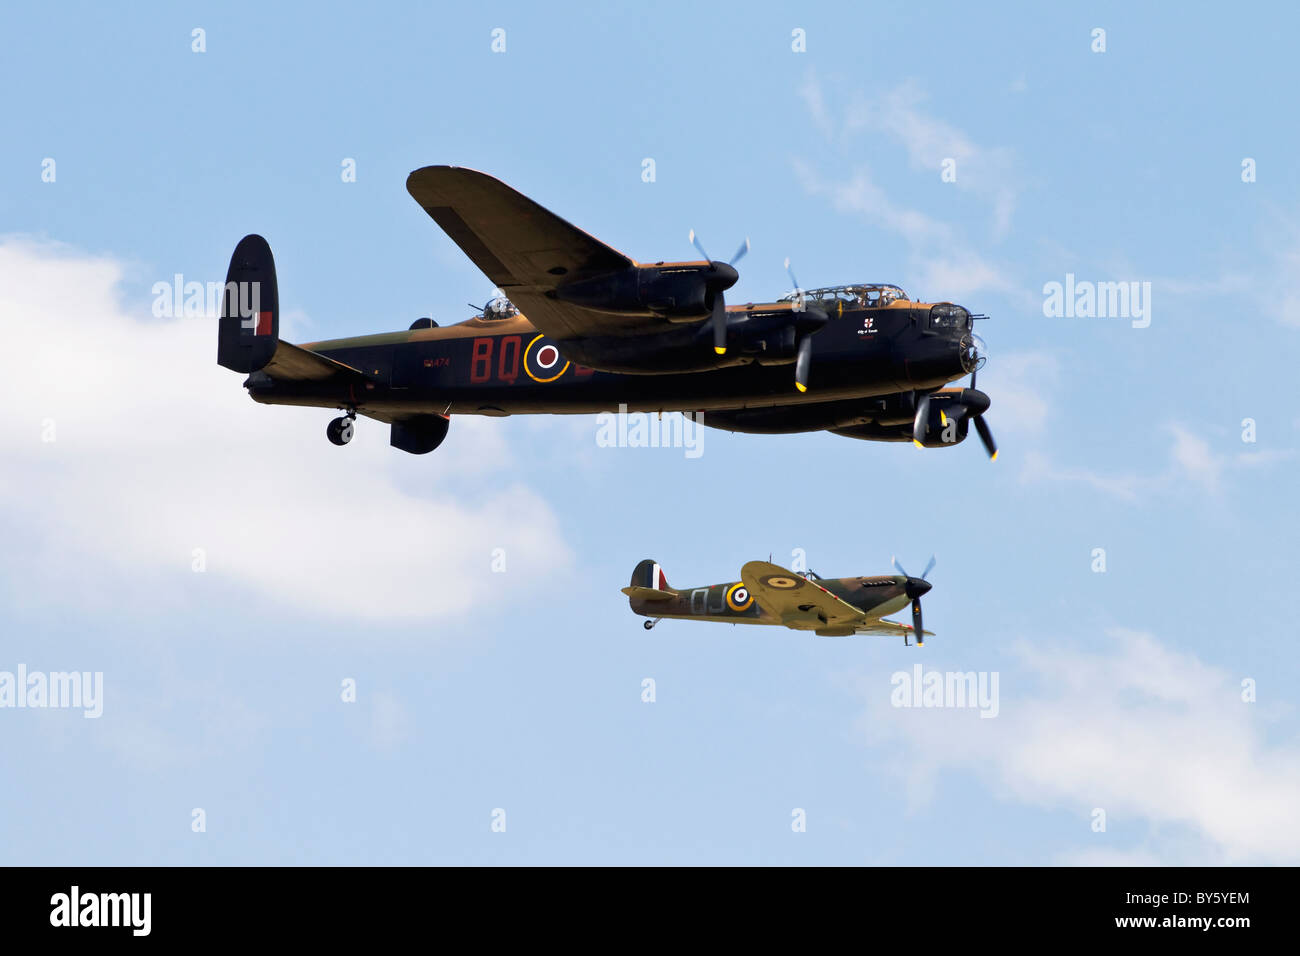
[{"xmin": 217, "ymin": 234, "xmax": 279, "ymax": 373}]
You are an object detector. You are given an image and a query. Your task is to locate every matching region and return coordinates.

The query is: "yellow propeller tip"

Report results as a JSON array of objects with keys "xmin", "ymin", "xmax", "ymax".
[
  {"xmin": 990, "ymin": 451, "xmax": 998, "ymax": 461},
  {"xmin": 795, "ymin": 382, "xmax": 807, "ymax": 393},
  {"xmin": 940, "ymin": 411, "xmax": 947, "ymax": 426},
  {"xmin": 913, "ymin": 440, "xmax": 923, "ymax": 449},
  {"xmin": 714, "ymin": 347, "xmax": 726, "ymax": 355}
]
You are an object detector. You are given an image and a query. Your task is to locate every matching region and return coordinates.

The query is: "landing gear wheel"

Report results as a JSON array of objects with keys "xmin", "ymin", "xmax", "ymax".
[
  {"xmin": 643, "ymin": 620, "xmax": 655, "ymax": 630},
  {"xmin": 327, "ymin": 416, "xmax": 355, "ymax": 446}
]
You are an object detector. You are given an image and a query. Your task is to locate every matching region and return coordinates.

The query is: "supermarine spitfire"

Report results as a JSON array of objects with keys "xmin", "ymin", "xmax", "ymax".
[
  {"xmin": 217, "ymin": 166, "xmax": 997, "ymax": 457},
  {"xmin": 624, "ymin": 557, "xmax": 939, "ymax": 646}
]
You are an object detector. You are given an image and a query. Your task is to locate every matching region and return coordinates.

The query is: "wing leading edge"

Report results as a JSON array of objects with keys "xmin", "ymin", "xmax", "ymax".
[{"xmin": 407, "ymin": 166, "xmax": 647, "ymax": 340}]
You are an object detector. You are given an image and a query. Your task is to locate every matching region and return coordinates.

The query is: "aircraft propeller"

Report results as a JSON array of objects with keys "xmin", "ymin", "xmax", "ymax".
[
  {"xmin": 961, "ymin": 334, "xmax": 997, "ymax": 459},
  {"xmin": 910, "ymin": 334, "xmax": 997, "ymax": 459},
  {"xmin": 784, "ymin": 257, "xmax": 804, "ymax": 309},
  {"xmin": 892, "ymin": 554, "xmax": 936, "ymax": 646},
  {"xmin": 783, "ymin": 257, "xmax": 828, "ymax": 393},
  {"xmin": 688, "ymin": 230, "xmax": 749, "ymax": 356}
]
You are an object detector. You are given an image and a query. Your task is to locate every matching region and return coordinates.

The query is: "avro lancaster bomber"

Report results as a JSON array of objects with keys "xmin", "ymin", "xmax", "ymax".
[{"xmin": 216, "ymin": 166, "xmax": 997, "ymax": 457}]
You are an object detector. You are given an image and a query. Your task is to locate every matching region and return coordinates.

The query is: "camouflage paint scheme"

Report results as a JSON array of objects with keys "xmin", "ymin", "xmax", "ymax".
[
  {"xmin": 217, "ymin": 166, "xmax": 995, "ymax": 456},
  {"xmin": 622, "ymin": 559, "xmax": 935, "ymax": 643}
]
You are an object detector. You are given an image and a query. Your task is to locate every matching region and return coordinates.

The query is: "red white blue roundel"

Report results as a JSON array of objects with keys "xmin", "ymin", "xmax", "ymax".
[
  {"xmin": 524, "ymin": 334, "xmax": 570, "ymax": 382},
  {"xmin": 726, "ymin": 583, "xmax": 753, "ymax": 612}
]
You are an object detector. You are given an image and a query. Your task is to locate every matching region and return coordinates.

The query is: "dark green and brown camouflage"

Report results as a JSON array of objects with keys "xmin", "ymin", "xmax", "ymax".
[
  {"xmin": 621, "ymin": 558, "xmax": 936, "ymax": 644},
  {"xmin": 217, "ymin": 166, "xmax": 996, "ymax": 457}
]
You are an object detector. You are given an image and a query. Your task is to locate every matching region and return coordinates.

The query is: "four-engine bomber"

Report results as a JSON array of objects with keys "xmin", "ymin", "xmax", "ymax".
[{"xmin": 217, "ymin": 166, "xmax": 998, "ymax": 458}]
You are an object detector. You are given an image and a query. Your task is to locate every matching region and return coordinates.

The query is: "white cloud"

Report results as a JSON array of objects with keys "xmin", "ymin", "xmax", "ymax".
[
  {"xmin": 1168, "ymin": 423, "xmax": 1224, "ymax": 493},
  {"xmin": 793, "ymin": 160, "xmax": 951, "ymax": 247},
  {"xmin": 1018, "ymin": 416, "xmax": 1293, "ymax": 502},
  {"xmin": 844, "ymin": 80, "xmax": 1019, "ymax": 239},
  {"xmin": 0, "ymin": 237, "xmax": 572, "ymax": 623},
  {"xmin": 982, "ymin": 350, "xmax": 1059, "ymax": 436},
  {"xmin": 794, "ymin": 75, "xmax": 1026, "ymax": 304},
  {"xmin": 798, "ymin": 72, "xmax": 834, "ymax": 142},
  {"xmin": 911, "ymin": 250, "xmax": 1023, "ymax": 305},
  {"xmin": 857, "ymin": 629, "xmax": 1300, "ymax": 864},
  {"xmin": 1019, "ymin": 451, "xmax": 1147, "ymax": 501}
]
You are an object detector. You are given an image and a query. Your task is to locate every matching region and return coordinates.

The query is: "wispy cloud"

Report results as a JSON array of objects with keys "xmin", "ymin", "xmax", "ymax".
[
  {"xmin": 1019, "ymin": 451, "xmax": 1150, "ymax": 502},
  {"xmin": 1020, "ymin": 424, "xmax": 1294, "ymax": 501},
  {"xmin": 793, "ymin": 160, "xmax": 952, "ymax": 247},
  {"xmin": 845, "ymin": 80, "xmax": 1018, "ymax": 240},
  {"xmin": 979, "ymin": 350, "xmax": 1058, "ymax": 436},
  {"xmin": 856, "ymin": 629, "xmax": 1300, "ymax": 864},
  {"xmin": 794, "ymin": 72, "xmax": 1027, "ymax": 304}
]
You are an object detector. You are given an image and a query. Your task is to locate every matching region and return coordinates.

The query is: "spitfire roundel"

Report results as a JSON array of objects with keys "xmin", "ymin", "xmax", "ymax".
[
  {"xmin": 759, "ymin": 574, "xmax": 801, "ymax": 590},
  {"xmin": 725, "ymin": 583, "xmax": 753, "ymax": 612},
  {"xmin": 524, "ymin": 334, "xmax": 570, "ymax": 383}
]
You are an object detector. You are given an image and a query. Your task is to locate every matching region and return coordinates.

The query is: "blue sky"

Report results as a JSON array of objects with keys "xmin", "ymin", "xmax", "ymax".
[{"xmin": 2, "ymin": 0, "xmax": 1298, "ymax": 864}]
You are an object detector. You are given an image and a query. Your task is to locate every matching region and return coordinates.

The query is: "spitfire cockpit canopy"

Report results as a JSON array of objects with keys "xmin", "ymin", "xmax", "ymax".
[{"xmin": 777, "ymin": 283, "xmax": 909, "ymax": 308}]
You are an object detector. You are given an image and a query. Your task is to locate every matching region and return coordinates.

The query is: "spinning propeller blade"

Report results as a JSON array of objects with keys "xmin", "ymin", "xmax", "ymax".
[
  {"xmin": 893, "ymin": 555, "xmax": 934, "ymax": 646},
  {"xmin": 689, "ymin": 230, "xmax": 748, "ymax": 356},
  {"xmin": 973, "ymin": 414, "xmax": 997, "ymax": 460},
  {"xmin": 912, "ymin": 393, "xmax": 932, "ymax": 447},
  {"xmin": 794, "ymin": 335, "xmax": 813, "ymax": 393},
  {"xmin": 783, "ymin": 257, "xmax": 801, "ymax": 299}
]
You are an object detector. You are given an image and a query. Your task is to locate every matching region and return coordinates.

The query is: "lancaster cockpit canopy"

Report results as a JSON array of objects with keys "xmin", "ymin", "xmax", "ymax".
[{"xmin": 777, "ymin": 283, "xmax": 909, "ymax": 308}]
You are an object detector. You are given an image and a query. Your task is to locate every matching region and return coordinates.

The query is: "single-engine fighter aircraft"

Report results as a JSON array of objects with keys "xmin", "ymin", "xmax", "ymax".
[
  {"xmin": 623, "ymin": 556, "xmax": 938, "ymax": 646},
  {"xmin": 217, "ymin": 166, "xmax": 997, "ymax": 457}
]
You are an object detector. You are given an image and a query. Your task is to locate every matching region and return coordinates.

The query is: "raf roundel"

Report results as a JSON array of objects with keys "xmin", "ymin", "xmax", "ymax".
[
  {"xmin": 524, "ymin": 334, "xmax": 571, "ymax": 383},
  {"xmin": 726, "ymin": 583, "xmax": 753, "ymax": 611},
  {"xmin": 760, "ymin": 574, "xmax": 802, "ymax": 590}
]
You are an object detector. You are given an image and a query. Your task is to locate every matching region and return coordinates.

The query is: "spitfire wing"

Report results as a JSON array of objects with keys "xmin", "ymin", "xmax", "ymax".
[
  {"xmin": 739, "ymin": 561, "xmax": 866, "ymax": 630},
  {"xmin": 406, "ymin": 166, "xmax": 647, "ymax": 340},
  {"xmin": 853, "ymin": 619, "xmax": 934, "ymax": 639}
]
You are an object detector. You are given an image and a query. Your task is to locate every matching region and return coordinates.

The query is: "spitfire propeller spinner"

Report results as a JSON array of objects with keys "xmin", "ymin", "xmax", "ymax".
[{"xmin": 891, "ymin": 555, "xmax": 936, "ymax": 646}]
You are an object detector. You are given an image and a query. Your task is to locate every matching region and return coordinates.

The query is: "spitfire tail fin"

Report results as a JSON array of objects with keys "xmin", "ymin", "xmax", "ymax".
[
  {"xmin": 217, "ymin": 234, "xmax": 280, "ymax": 373},
  {"xmin": 629, "ymin": 559, "xmax": 672, "ymax": 593},
  {"xmin": 621, "ymin": 559, "xmax": 676, "ymax": 603}
]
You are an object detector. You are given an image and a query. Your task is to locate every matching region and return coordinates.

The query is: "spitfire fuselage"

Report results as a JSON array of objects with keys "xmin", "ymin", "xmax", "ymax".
[{"xmin": 628, "ymin": 574, "xmax": 913, "ymax": 627}]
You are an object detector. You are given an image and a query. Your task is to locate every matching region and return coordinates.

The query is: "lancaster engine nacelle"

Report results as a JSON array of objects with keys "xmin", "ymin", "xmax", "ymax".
[{"xmin": 551, "ymin": 263, "xmax": 733, "ymax": 321}]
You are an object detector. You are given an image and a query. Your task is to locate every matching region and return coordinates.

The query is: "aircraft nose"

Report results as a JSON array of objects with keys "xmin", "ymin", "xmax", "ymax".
[{"xmin": 908, "ymin": 578, "xmax": 932, "ymax": 598}]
